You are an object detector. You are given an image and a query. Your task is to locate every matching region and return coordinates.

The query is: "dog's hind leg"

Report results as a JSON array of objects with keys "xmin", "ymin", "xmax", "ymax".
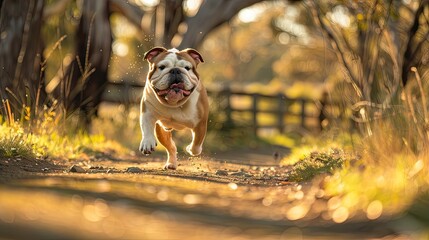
[{"xmin": 155, "ymin": 123, "xmax": 178, "ymax": 170}]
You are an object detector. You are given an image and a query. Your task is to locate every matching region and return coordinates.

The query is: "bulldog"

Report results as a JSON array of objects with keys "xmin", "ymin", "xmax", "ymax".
[{"xmin": 139, "ymin": 47, "xmax": 208, "ymax": 170}]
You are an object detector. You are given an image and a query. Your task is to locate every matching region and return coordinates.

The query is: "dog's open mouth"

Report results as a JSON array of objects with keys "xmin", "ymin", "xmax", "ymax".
[{"xmin": 156, "ymin": 83, "xmax": 192, "ymax": 97}]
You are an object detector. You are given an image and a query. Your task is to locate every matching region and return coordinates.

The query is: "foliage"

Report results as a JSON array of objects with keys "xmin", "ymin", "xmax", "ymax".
[
  {"xmin": 318, "ymin": 142, "xmax": 428, "ymax": 222},
  {"xmin": 0, "ymin": 121, "xmax": 45, "ymax": 159},
  {"xmin": 288, "ymin": 148, "xmax": 347, "ymax": 182},
  {"xmin": 306, "ymin": 0, "xmax": 429, "ymax": 137},
  {"xmin": 0, "ymin": 112, "xmax": 126, "ymax": 161}
]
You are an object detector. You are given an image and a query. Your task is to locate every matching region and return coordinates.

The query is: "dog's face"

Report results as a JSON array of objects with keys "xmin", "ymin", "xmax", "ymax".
[{"xmin": 144, "ymin": 47, "xmax": 204, "ymax": 106}]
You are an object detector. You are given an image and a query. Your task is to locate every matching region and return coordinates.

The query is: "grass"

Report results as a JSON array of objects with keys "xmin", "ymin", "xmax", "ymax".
[
  {"xmin": 0, "ymin": 122, "xmax": 44, "ymax": 159},
  {"xmin": 276, "ymin": 130, "xmax": 428, "ymax": 224},
  {"xmin": 278, "ymin": 100, "xmax": 429, "ymax": 225},
  {"xmin": 0, "ymin": 114, "xmax": 127, "ymax": 161},
  {"xmin": 271, "ymin": 68, "xmax": 429, "ymax": 224},
  {"xmin": 287, "ymin": 148, "xmax": 347, "ymax": 182}
]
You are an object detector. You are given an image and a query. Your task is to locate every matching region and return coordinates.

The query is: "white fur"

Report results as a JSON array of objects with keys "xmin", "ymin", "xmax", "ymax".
[
  {"xmin": 151, "ymin": 52, "xmax": 196, "ymax": 93},
  {"xmin": 158, "ymin": 90, "xmax": 200, "ymax": 128},
  {"xmin": 168, "ymin": 48, "xmax": 179, "ymax": 53},
  {"xmin": 139, "ymin": 111, "xmax": 157, "ymax": 154}
]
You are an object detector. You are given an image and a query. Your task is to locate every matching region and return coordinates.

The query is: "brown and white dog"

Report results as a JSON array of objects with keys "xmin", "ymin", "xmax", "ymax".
[{"xmin": 139, "ymin": 47, "xmax": 208, "ymax": 170}]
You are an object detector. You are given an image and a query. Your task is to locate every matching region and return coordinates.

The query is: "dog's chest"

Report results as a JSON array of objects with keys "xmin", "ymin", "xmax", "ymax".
[{"xmin": 158, "ymin": 92, "xmax": 200, "ymax": 129}]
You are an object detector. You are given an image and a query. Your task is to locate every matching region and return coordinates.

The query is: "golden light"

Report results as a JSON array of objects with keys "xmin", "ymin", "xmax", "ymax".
[
  {"xmin": 332, "ymin": 207, "xmax": 349, "ymax": 223},
  {"xmin": 327, "ymin": 196, "xmax": 341, "ymax": 210},
  {"xmin": 137, "ymin": 0, "xmax": 159, "ymax": 7},
  {"xmin": 286, "ymin": 204, "xmax": 310, "ymax": 220},
  {"xmin": 278, "ymin": 32, "xmax": 290, "ymax": 45},
  {"xmin": 113, "ymin": 41, "xmax": 129, "ymax": 57},
  {"xmin": 294, "ymin": 191, "xmax": 304, "ymax": 200},
  {"xmin": 366, "ymin": 200, "xmax": 383, "ymax": 220},
  {"xmin": 238, "ymin": 5, "xmax": 265, "ymax": 23},
  {"xmin": 183, "ymin": 194, "xmax": 201, "ymax": 205},
  {"xmin": 228, "ymin": 182, "xmax": 238, "ymax": 190},
  {"xmin": 262, "ymin": 197, "xmax": 273, "ymax": 206},
  {"xmin": 329, "ymin": 5, "xmax": 351, "ymax": 28},
  {"xmin": 156, "ymin": 189, "xmax": 169, "ymax": 201},
  {"xmin": 409, "ymin": 159, "xmax": 424, "ymax": 178},
  {"xmin": 184, "ymin": 0, "xmax": 202, "ymax": 16},
  {"xmin": 342, "ymin": 192, "xmax": 359, "ymax": 208}
]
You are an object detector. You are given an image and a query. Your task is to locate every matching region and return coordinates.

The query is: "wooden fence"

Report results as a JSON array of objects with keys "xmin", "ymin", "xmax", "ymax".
[
  {"xmin": 102, "ymin": 82, "xmax": 330, "ymax": 135},
  {"xmin": 214, "ymin": 88, "xmax": 323, "ymax": 135}
]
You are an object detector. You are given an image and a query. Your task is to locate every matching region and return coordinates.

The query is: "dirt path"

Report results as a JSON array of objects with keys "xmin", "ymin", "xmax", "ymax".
[{"xmin": 0, "ymin": 147, "xmax": 415, "ymax": 239}]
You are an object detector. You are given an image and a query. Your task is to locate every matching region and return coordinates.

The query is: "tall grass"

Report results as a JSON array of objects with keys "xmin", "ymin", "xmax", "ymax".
[
  {"xmin": 0, "ymin": 29, "xmax": 126, "ymax": 161},
  {"xmin": 0, "ymin": 107, "xmax": 127, "ymax": 161},
  {"xmin": 282, "ymin": 65, "xmax": 429, "ymax": 222}
]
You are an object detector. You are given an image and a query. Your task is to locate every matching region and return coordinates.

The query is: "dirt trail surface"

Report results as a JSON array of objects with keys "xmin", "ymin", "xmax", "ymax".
[{"xmin": 0, "ymin": 147, "xmax": 415, "ymax": 239}]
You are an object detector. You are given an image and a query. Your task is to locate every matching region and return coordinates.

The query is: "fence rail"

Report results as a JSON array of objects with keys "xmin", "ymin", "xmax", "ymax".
[{"xmin": 102, "ymin": 82, "xmax": 331, "ymax": 135}]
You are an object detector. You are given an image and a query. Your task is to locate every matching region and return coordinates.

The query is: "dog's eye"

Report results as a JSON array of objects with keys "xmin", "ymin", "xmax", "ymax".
[
  {"xmin": 158, "ymin": 65, "xmax": 166, "ymax": 70},
  {"xmin": 185, "ymin": 66, "xmax": 191, "ymax": 71}
]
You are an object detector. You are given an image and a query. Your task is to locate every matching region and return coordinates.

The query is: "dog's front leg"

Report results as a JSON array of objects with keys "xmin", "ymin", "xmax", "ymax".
[
  {"xmin": 139, "ymin": 111, "xmax": 157, "ymax": 155},
  {"xmin": 186, "ymin": 119, "xmax": 207, "ymax": 157}
]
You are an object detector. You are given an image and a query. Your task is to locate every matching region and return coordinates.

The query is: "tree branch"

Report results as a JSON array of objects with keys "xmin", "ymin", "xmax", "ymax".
[
  {"xmin": 109, "ymin": 0, "xmax": 150, "ymax": 34},
  {"xmin": 178, "ymin": 0, "xmax": 265, "ymax": 49},
  {"xmin": 308, "ymin": 0, "xmax": 363, "ymax": 98}
]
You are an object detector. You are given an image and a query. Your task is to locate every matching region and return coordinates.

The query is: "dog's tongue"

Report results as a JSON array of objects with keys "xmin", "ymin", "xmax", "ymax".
[
  {"xmin": 158, "ymin": 83, "xmax": 191, "ymax": 96},
  {"xmin": 157, "ymin": 83, "xmax": 191, "ymax": 103},
  {"xmin": 170, "ymin": 83, "xmax": 184, "ymax": 89}
]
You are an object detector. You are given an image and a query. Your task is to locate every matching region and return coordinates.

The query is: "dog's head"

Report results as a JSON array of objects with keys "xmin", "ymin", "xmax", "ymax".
[{"xmin": 144, "ymin": 47, "xmax": 204, "ymax": 106}]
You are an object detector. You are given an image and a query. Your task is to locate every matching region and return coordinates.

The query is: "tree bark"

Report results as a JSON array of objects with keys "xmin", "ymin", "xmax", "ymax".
[
  {"xmin": 0, "ymin": 0, "xmax": 45, "ymax": 120},
  {"xmin": 402, "ymin": 0, "xmax": 428, "ymax": 86},
  {"xmin": 59, "ymin": 0, "xmax": 112, "ymax": 128}
]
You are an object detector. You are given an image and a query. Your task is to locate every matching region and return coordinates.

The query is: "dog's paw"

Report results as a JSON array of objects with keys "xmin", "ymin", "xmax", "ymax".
[
  {"xmin": 163, "ymin": 162, "xmax": 177, "ymax": 170},
  {"xmin": 186, "ymin": 144, "xmax": 202, "ymax": 156},
  {"xmin": 139, "ymin": 137, "xmax": 157, "ymax": 155}
]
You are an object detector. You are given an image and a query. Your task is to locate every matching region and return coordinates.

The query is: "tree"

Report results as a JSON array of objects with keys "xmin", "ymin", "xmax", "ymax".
[
  {"xmin": 0, "ymin": 0, "xmax": 45, "ymax": 121},
  {"xmin": 308, "ymin": 0, "xmax": 429, "ymax": 135},
  {"xmin": 110, "ymin": 0, "xmax": 268, "ymax": 49},
  {"xmin": 56, "ymin": 0, "xmax": 112, "ymax": 128}
]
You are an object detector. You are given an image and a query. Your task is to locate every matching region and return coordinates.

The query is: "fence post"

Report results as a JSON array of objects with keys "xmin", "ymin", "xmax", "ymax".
[
  {"xmin": 252, "ymin": 94, "xmax": 258, "ymax": 136},
  {"xmin": 277, "ymin": 94, "xmax": 286, "ymax": 133},
  {"xmin": 223, "ymin": 87, "xmax": 233, "ymax": 129},
  {"xmin": 300, "ymin": 99, "xmax": 306, "ymax": 128}
]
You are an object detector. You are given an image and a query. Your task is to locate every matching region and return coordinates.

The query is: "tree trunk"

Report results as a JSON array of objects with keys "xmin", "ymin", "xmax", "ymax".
[
  {"xmin": 59, "ymin": 0, "xmax": 112, "ymax": 129},
  {"xmin": 163, "ymin": 0, "xmax": 184, "ymax": 47},
  {"xmin": 0, "ymin": 0, "xmax": 45, "ymax": 121}
]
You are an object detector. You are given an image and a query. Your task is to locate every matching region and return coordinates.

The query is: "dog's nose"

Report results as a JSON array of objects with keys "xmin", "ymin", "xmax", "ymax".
[
  {"xmin": 169, "ymin": 68, "xmax": 183, "ymax": 84},
  {"xmin": 170, "ymin": 68, "xmax": 181, "ymax": 75}
]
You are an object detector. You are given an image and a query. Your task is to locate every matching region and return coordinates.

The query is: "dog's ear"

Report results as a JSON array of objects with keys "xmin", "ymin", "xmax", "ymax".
[
  {"xmin": 184, "ymin": 48, "xmax": 204, "ymax": 65},
  {"xmin": 144, "ymin": 47, "xmax": 168, "ymax": 62}
]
